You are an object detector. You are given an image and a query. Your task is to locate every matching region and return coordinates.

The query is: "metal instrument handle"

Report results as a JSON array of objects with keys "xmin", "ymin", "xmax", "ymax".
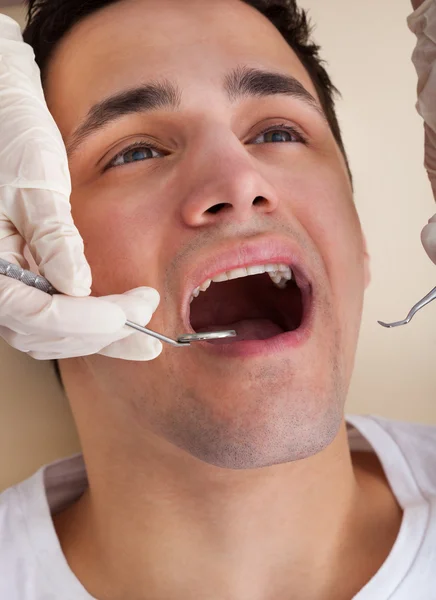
[{"xmin": 0, "ymin": 258, "xmax": 57, "ymax": 295}]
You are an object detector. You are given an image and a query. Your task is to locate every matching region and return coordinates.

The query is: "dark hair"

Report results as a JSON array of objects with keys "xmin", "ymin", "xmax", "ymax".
[{"xmin": 22, "ymin": 0, "xmax": 352, "ymax": 388}]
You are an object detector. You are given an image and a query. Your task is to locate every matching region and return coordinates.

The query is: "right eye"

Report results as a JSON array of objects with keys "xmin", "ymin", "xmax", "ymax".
[{"xmin": 105, "ymin": 142, "xmax": 164, "ymax": 170}]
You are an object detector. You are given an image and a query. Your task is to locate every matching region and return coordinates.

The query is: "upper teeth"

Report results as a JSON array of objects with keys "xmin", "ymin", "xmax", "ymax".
[{"xmin": 190, "ymin": 263, "xmax": 293, "ymax": 303}]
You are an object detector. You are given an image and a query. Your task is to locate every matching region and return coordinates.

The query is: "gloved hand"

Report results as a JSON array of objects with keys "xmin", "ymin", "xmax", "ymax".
[
  {"xmin": 0, "ymin": 15, "xmax": 162, "ymax": 361},
  {"xmin": 420, "ymin": 123, "xmax": 436, "ymax": 265},
  {"xmin": 409, "ymin": 0, "xmax": 436, "ymax": 265},
  {"xmin": 421, "ymin": 213, "xmax": 436, "ymax": 265}
]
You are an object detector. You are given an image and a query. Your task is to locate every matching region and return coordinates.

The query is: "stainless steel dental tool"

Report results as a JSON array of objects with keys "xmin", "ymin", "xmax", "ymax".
[
  {"xmin": 0, "ymin": 258, "xmax": 237, "ymax": 347},
  {"xmin": 378, "ymin": 285, "xmax": 436, "ymax": 328}
]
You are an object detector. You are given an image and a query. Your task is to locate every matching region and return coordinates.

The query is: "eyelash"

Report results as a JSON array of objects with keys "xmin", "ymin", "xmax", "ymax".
[{"xmin": 104, "ymin": 123, "xmax": 308, "ymax": 171}]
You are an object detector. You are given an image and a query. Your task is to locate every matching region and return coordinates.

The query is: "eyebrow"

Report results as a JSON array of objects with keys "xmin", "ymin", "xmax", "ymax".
[{"xmin": 66, "ymin": 65, "xmax": 326, "ymax": 157}]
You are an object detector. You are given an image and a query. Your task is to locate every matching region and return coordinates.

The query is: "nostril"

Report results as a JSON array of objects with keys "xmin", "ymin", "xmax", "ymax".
[
  {"xmin": 207, "ymin": 203, "xmax": 231, "ymax": 214},
  {"xmin": 207, "ymin": 197, "xmax": 265, "ymax": 214}
]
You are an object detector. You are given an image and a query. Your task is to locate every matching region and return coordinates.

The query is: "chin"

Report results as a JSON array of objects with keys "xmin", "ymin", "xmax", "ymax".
[{"xmin": 158, "ymin": 378, "xmax": 345, "ymax": 470}]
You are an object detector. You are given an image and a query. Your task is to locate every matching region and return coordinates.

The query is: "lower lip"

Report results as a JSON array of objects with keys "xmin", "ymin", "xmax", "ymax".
[{"xmin": 192, "ymin": 287, "xmax": 314, "ymax": 359}]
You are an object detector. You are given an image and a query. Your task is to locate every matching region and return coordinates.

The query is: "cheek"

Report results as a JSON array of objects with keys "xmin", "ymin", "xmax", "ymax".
[
  {"xmin": 281, "ymin": 161, "xmax": 365, "ymax": 352},
  {"xmin": 289, "ymin": 160, "xmax": 365, "ymax": 289},
  {"xmin": 70, "ymin": 179, "xmax": 164, "ymax": 296}
]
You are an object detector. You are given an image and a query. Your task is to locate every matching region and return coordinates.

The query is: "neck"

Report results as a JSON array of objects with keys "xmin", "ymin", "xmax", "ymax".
[
  {"xmin": 54, "ymin": 420, "xmax": 388, "ymax": 600},
  {"xmin": 54, "ymin": 362, "xmax": 402, "ymax": 600}
]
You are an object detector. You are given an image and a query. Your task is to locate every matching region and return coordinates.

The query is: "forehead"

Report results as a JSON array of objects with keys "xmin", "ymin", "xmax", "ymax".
[{"xmin": 45, "ymin": 0, "xmax": 318, "ymax": 135}]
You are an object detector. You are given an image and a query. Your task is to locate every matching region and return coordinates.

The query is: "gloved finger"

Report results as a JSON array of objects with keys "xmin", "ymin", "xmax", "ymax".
[
  {"xmin": 104, "ymin": 286, "xmax": 160, "ymax": 315},
  {"xmin": 0, "ymin": 323, "xmax": 163, "ymax": 361},
  {"xmin": 0, "ymin": 326, "xmax": 108, "ymax": 358},
  {"xmin": 39, "ymin": 285, "xmax": 163, "ymax": 360},
  {"xmin": 0, "ymin": 225, "xmax": 29, "ymax": 270},
  {"xmin": 0, "ymin": 285, "xmax": 160, "ymax": 338},
  {"xmin": 28, "ymin": 346, "xmax": 113, "ymax": 361},
  {"xmin": 421, "ymin": 214, "xmax": 436, "ymax": 265},
  {"xmin": 28, "ymin": 350, "xmax": 82, "ymax": 361},
  {"xmin": 99, "ymin": 332, "xmax": 163, "ymax": 361},
  {"xmin": 97, "ymin": 286, "xmax": 163, "ymax": 360},
  {"xmin": 74, "ymin": 286, "xmax": 163, "ymax": 361},
  {"xmin": 0, "ymin": 277, "xmax": 127, "ymax": 335},
  {"xmin": 2, "ymin": 187, "xmax": 92, "ymax": 297}
]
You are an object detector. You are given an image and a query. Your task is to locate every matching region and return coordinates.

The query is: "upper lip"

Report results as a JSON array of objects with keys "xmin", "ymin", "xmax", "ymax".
[{"xmin": 182, "ymin": 234, "xmax": 313, "ymax": 330}]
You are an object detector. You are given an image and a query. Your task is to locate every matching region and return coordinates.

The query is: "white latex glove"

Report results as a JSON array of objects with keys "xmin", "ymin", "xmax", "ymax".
[
  {"xmin": 0, "ymin": 15, "xmax": 162, "ymax": 361},
  {"xmin": 408, "ymin": 0, "xmax": 436, "ymax": 265},
  {"xmin": 421, "ymin": 211, "xmax": 436, "ymax": 264}
]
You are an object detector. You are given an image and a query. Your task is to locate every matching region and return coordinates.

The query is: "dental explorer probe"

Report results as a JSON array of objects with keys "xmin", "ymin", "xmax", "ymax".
[
  {"xmin": 0, "ymin": 258, "xmax": 237, "ymax": 347},
  {"xmin": 378, "ymin": 285, "xmax": 436, "ymax": 328}
]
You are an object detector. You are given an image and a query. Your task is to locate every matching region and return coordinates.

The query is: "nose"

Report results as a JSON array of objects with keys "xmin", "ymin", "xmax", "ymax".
[{"xmin": 179, "ymin": 132, "xmax": 279, "ymax": 227}]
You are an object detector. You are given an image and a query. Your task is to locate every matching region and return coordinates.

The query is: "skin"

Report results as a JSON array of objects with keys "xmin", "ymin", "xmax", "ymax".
[{"xmin": 45, "ymin": 0, "xmax": 402, "ymax": 598}]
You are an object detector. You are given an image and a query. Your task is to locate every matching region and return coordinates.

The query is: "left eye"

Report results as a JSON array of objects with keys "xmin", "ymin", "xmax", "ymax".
[{"xmin": 252, "ymin": 125, "xmax": 305, "ymax": 145}]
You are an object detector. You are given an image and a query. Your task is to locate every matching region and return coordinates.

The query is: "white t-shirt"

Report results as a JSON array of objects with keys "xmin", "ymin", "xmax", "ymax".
[{"xmin": 1, "ymin": 414, "xmax": 436, "ymax": 599}]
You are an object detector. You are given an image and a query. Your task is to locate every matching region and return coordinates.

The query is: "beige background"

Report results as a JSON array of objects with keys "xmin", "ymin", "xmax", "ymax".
[{"xmin": 0, "ymin": 0, "xmax": 435, "ymax": 491}]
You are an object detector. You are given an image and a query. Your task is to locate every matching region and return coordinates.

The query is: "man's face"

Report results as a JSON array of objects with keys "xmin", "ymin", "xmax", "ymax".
[{"xmin": 46, "ymin": 0, "xmax": 369, "ymax": 469}]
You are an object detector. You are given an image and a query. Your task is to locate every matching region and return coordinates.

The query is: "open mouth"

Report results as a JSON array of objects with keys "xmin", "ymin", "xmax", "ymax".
[{"xmin": 188, "ymin": 267, "xmax": 307, "ymax": 345}]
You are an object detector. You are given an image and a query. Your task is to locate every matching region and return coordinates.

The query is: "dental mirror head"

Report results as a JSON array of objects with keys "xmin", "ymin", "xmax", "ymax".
[
  {"xmin": 125, "ymin": 320, "xmax": 237, "ymax": 347},
  {"xmin": 177, "ymin": 330, "xmax": 237, "ymax": 344}
]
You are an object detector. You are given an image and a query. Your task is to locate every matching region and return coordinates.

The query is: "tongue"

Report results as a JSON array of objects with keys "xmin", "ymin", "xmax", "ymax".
[{"xmin": 198, "ymin": 319, "xmax": 284, "ymax": 344}]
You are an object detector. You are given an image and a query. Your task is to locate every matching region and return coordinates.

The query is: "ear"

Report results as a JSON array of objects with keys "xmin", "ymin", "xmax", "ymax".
[{"xmin": 362, "ymin": 232, "xmax": 371, "ymax": 289}]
